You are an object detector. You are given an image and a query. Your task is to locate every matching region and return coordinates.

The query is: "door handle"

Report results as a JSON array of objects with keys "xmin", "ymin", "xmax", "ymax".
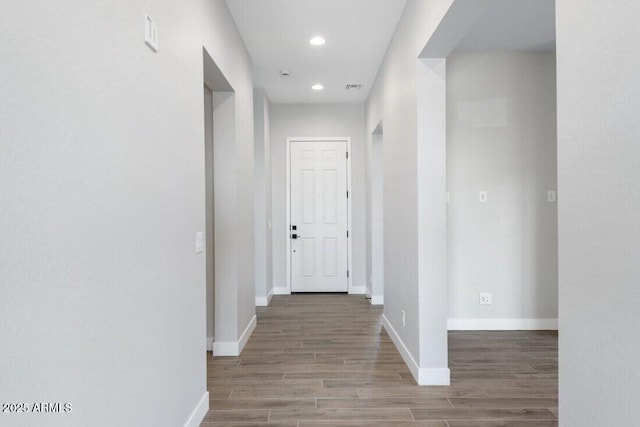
[{"xmin": 291, "ymin": 233, "xmax": 298, "ymax": 239}]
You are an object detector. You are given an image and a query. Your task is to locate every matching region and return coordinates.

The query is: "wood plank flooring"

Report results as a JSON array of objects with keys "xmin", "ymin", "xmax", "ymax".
[{"xmin": 201, "ymin": 294, "xmax": 558, "ymax": 426}]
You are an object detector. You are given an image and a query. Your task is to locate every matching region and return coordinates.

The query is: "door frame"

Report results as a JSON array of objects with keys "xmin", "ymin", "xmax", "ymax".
[{"xmin": 285, "ymin": 137, "xmax": 353, "ymax": 294}]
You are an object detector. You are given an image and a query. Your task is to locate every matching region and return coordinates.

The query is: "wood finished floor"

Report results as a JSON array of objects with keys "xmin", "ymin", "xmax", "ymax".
[{"xmin": 201, "ymin": 294, "xmax": 558, "ymax": 427}]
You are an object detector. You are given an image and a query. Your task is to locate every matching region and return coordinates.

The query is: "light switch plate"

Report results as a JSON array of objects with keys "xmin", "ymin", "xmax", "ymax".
[
  {"xmin": 195, "ymin": 232, "xmax": 204, "ymax": 253},
  {"xmin": 479, "ymin": 191, "xmax": 488, "ymax": 203},
  {"xmin": 548, "ymin": 190, "xmax": 557, "ymax": 202},
  {"xmin": 145, "ymin": 15, "xmax": 159, "ymax": 52}
]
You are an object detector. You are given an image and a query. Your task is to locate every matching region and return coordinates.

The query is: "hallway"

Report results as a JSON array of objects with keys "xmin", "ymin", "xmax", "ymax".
[{"xmin": 201, "ymin": 295, "xmax": 558, "ymax": 426}]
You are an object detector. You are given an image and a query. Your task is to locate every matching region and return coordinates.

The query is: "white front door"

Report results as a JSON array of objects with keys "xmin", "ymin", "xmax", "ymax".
[{"xmin": 290, "ymin": 140, "xmax": 348, "ymax": 292}]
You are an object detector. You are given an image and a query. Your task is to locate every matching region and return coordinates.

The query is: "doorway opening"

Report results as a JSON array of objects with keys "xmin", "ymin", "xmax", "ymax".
[
  {"xmin": 367, "ymin": 123, "xmax": 384, "ymax": 305},
  {"xmin": 203, "ymin": 83, "xmax": 215, "ymax": 352},
  {"xmin": 405, "ymin": 0, "xmax": 558, "ymax": 386},
  {"xmin": 203, "ymin": 48, "xmax": 236, "ymax": 355},
  {"xmin": 285, "ymin": 137, "xmax": 353, "ymax": 294}
]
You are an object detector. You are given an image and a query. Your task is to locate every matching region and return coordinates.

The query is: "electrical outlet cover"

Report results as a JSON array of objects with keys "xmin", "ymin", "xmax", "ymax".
[{"xmin": 479, "ymin": 293, "xmax": 492, "ymax": 305}]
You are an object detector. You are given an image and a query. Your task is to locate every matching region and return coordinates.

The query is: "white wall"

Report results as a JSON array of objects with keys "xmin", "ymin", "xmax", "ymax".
[
  {"xmin": 0, "ymin": 1, "xmax": 254, "ymax": 426},
  {"xmin": 446, "ymin": 51, "xmax": 558, "ymax": 328},
  {"xmin": 254, "ymin": 89, "xmax": 273, "ymax": 305},
  {"xmin": 557, "ymin": 1, "xmax": 640, "ymax": 425},
  {"xmin": 270, "ymin": 104, "xmax": 366, "ymax": 293},
  {"xmin": 365, "ymin": 0, "xmax": 454, "ymax": 385}
]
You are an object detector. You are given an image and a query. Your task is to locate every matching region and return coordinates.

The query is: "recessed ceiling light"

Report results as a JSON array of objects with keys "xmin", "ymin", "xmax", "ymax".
[
  {"xmin": 312, "ymin": 84, "xmax": 324, "ymax": 91},
  {"xmin": 309, "ymin": 36, "xmax": 326, "ymax": 46}
]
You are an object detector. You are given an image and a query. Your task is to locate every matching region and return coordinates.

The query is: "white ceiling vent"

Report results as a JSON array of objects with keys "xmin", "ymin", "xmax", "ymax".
[{"xmin": 345, "ymin": 84, "xmax": 363, "ymax": 90}]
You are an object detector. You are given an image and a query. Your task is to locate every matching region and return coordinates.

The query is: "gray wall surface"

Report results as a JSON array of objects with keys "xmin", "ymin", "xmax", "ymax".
[
  {"xmin": 446, "ymin": 51, "xmax": 558, "ymax": 323},
  {"xmin": 0, "ymin": 0, "xmax": 255, "ymax": 425},
  {"xmin": 557, "ymin": 0, "xmax": 640, "ymax": 424}
]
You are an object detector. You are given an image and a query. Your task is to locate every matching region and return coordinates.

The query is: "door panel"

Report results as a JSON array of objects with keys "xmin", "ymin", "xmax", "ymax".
[
  {"xmin": 291, "ymin": 140, "xmax": 348, "ymax": 292},
  {"xmin": 302, "ymin": 170, "xmax": 315, "ymax": 223},
  {"xmin": 323, "ymin": 238, "xmax": 338, "ymax": 277},
  {"xmin": 323, "ymin": 170, "xmax": 338, "ymax": 224},
  {"xmin": 301, "ymin": 238, "xmax": 315, "ymax": 277}
]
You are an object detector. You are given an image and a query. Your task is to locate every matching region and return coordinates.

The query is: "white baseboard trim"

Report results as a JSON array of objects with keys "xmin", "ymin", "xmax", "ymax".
[
  {"xmin": 370, "ymin": 295, "xmax": 384, "ymax": 305},
  {"xmin": 213, "ymin": 314, "xmax": 257, "ymax": 356},
  {"xmin": 447, "ymin": 318, "xmax": 558, "ymax": 331},
  {"xmin": 255, "ymin": 288, "xmax": 274, "ymax": 307},
  {"xmin": 381, "ymin": 314, "xmax": 450, "ymax": 386},
  {"xmin": 349, "ymin": 286, "xmax": 366, "ymax": 295},
  {"xmin": 365, "ymin": 287, "xmax": 384, "ymax": 305},
  {"xmin": 206, "ymin": 337, "xmax": 214, "ymax": 352},
  {"xmin": 183, "ymin": 391, "xmax": 209, "ymax": 427},
  {"xmin": 238, "ymin": 314, "xmax": 257, "ymax": 353},
  {"xmin": 212, "ymin": 341, "xmax": 236, "ymax": 356},
  {"xmin": 419, "ymin": 368, "xmax": 451, "ymax": 385},
  {"xmin": 381, "ymin": 314, "xmax": 419, "ymax": 381},
  {"xmin": 273, "ymin": 286, "xmax": 290, "ymax": 295}
]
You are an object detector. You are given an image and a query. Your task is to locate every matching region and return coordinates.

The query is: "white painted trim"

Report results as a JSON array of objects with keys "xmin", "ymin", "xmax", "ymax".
[
  {"xmin": 206, "ymin": 337, "xmax": 214, "ymax": 352},
  {"xmin": 286, "ymin": 138, "xmax": 291, "ymax": 294},
  {"xmin": 365, "ymin": 288, "xmax": 383, "ymax": 304},
  {"xmin": 212, "ymin": 340, "xmax": 236, "ymax": 356},
  {"xmin": 285, "ymin": 137, "xmax": 353, "ymax": 294},
  {"xmin": 238, "ymin": 314, "xmax": 257, "ymax": 353},
  {"xmin": 255, "ymin": 288, "xmax": 274, "ymax": 307},
  {"xmin": 273, "ymin": 286, "xmax": 290, "ymax": 295},
  {"xmin": 382, "ymin": 314, "xmax": 450, "ymax": 386},
  {"xmin": 213, "ymin": 315, "xmax": 257, "ymax": 356},
  {"xmin": 183, "ymin": 391, "xmax": 209, "ymax": 427},
  {"xmin": 349, "ymin": 286, "xmax": 366, "ymax": 295},
  {"xmin": 370, "ymin": 295, "xmax": 384, "ymax": 305},
  {"xmin": 447, "ymin": 318, "xmax": 559, "ymax": 330},
  {"xmin": 382, "ymin": 314, "xmax": 420, "ymax": 381},
  {"xmin": 419, "ymin": 368, "xmax": 451, "ymax": 386}
]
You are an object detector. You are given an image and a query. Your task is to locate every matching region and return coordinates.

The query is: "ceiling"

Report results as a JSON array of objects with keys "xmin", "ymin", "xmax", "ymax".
[
  {"xmin": 225, "ymin": 0, "xmax": 407, "ymax": 104},
  {"xmin": 456, "ymin": 0, "xmax": 556, "ymax": 52}
]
